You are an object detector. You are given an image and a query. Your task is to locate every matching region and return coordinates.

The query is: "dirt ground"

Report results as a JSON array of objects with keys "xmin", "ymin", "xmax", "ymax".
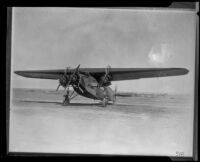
[{"xmin": 9, "ymin": 88, "xmax": 194, "ymax": 156}]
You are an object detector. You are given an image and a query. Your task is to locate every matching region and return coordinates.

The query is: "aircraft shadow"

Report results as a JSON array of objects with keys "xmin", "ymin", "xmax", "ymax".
[
  {"xmin": 19, "ymin": 100, "xmax": 105, "ymax": 107},
  {"xmin": 16, "ymin": 100, "xmax": 170, "ymax": 117},
  {"xmin": 18, "ymin": 100, "xmax": 134, "ymax": 107},
  {"xmin": 20, "ymin": 100, "xmax": 61, "ymax": 105}
]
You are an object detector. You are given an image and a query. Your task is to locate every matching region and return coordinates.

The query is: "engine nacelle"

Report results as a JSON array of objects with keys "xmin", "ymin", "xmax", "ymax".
[{"xmin": 59, "ymin": 75, "xmax": 69, "ymax": 87}]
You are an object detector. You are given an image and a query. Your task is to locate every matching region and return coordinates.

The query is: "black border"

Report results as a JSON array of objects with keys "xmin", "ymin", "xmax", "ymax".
[{"xmin": 1, "ymin": 1, "xmax": 198, "ymax": 161}]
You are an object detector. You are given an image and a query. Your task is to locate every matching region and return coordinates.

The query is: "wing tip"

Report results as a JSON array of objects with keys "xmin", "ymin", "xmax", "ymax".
[
  {"xmin": 181, "ymin": 68, "xmax": 189, "ymax": 75},
  {"xmin": 14, "ymin": 71, "xmax": 21, "ymax": 75},
  {"xmin": 173, "ymin": 68, "xmax": 189, "ymax": 75},
  {"xmin": 14, "ymin": 71, "xmax": 29, "ymax": 77}
]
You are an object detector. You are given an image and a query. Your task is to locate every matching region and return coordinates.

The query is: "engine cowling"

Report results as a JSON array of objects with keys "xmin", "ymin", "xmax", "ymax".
[{"xmin": 59, "ymin": 75, "xmax": 69, "ymax": 87}]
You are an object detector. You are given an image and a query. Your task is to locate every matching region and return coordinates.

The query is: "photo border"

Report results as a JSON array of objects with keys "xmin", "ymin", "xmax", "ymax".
[{"xmin": 3, "ymin": 2, "xmax": 198, "ymax": 161}]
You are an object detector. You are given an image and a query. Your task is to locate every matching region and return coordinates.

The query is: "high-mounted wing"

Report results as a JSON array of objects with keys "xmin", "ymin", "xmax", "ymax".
[{"xmin": 14, "ymin": 67, "xmax": 189, "ymax": 81}]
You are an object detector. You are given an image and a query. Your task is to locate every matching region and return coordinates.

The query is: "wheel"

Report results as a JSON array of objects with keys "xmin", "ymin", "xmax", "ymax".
[
  {"xmin": 63, "ymin": 94, "xmax": 70, "ymax": 106},
  {"xmin": 102, "ymin": 97, "xmax": 108, "ymax": 107}
]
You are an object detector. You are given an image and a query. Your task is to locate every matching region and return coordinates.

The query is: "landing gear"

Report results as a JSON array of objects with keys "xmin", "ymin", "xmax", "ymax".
[
  {"xmin": 102, "ymin": 96, "xmax": 108, "ymax": 107},
  {"xmin": 63, "ymin": 88, "xmax": 70, "ymax": 105},
  {"xmin": 62, "ymin": 87, "xmax": 78, "ymax": 106},
  {"xmin": 63, "ymin": 94, "xmax": 70, "ymax": 105}
]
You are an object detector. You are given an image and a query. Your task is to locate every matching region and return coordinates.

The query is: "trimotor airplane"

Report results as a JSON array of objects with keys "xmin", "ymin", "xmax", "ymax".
[{"xmin": 14, "ymin": 65, "xmax": 189, "ymax": 106}]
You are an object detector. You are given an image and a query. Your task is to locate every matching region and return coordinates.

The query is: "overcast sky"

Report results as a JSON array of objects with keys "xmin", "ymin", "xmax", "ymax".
[{"xmin": 11, "ymin": 7, "xmax": 196, "ymax": 94}]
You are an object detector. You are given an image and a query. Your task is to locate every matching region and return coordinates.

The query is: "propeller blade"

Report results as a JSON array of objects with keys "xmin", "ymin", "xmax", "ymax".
[
  {"xmin": 65, "ymin": 64, "xmax": 81, "ymax": 88},
  {"xmin": 64, "ymin": 66, "xmax": 71, "ymax": 75},
  {"xmin": 99, "ymin": 65, "xmax": 111, "ymax": 87},
  {"xmin": 76, "ymin": 64, "xmax": 80, "ymax": 71},
  {"xmin": 106, "ymin": 65, "xmax": 111, "ymax": 75},
  {"xmin": 115, "ymin": 85, "xmax": 117, "ymax": 94},
  {"xmin": 56, "ymin": 84, "xmax": 60, "ymax": 91},
  {"xmin": 114, "ymin": 85, "xmax": 117, "ymax": 103}
]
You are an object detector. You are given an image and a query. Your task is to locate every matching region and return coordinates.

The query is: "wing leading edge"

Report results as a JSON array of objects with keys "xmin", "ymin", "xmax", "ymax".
[{"xmin": 14, "ymin": 68, "xmax": 189, "ymax": 81}]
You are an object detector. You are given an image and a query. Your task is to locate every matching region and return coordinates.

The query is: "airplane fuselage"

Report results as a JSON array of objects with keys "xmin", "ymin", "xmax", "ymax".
[{"xmin": 72, "ymin": 74, "xmax": 115, "ymax": 102}]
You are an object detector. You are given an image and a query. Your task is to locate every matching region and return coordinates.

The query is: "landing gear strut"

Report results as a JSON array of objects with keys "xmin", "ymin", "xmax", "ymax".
[
  {"xmin": 63, "ymin": 88, "xmax": 70, "ymax": 105},
  {"xmin": 63, "ymin": 94, "xmax": 70, "ymax": 105},
  {"xmin": 102, "ymin": 97, "xmax": 108, "ymax": 107},
  {"xmin": 62, "ymin": 87, "xmax": 78, "ymax": 106},
  {"xmin": 102, "ymin": 88, "xmax": 109, "ymax": 107}
]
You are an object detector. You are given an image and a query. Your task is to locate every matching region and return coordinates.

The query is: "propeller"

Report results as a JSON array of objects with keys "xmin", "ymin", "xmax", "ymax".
[
  {"xmin": 56, "ymin": 66, "xmax": 70, "ymax": 91},
  {"xmin": 56, "ymin": 84, "xmax": 61, "ymax": 91},
  {"xmin": 105, "ymin": 65, "xmax": 111, "ymax": 75},
  {"xmin": 99, "ymin": 65, "xmax": 111, "ymax": 87},
  {"xmin": 113, "ymin": 84, "xmax": 117, "ymax": 103},
  {"xmin": 64, "ymin": 64, "xmax": 80, "ymax": 90}
]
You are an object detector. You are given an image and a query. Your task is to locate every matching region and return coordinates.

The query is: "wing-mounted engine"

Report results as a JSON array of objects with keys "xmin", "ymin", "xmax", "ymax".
[
  {"xmin": 56, "ymin": 65, "xmax": 82, "ymax": 105},
  {"xmin": 56, "ymin": 67, "xmax": 71, "ymax": 90},
  {"xmin": 98, "ymin": 65, "xmax": 112, "ymax": 87},
  {"xmin": 56, "ymin": 64, "xmax": 81, "ymax": 91}
]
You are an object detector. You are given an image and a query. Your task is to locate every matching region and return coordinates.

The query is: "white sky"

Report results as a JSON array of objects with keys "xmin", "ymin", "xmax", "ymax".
[{"xmin": 11, "ymin": 7, "xmax": 196, "ymax": 94}]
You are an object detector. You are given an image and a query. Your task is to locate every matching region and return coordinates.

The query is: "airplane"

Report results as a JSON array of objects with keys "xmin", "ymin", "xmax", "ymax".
[{"xmin": 14, "ymin": 65, "xmax": 189, "ymax": 106}]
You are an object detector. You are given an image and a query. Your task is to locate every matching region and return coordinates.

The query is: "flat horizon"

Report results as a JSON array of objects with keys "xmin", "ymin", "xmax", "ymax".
[{"xmin": 11, "ymin": 87, "xmax": 193, "ymax": 96}]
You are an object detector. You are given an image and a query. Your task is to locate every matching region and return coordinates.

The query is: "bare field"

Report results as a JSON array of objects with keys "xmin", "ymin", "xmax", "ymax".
[{"xmin": 9, "ymin": 88, "xmax": 194, "ymax": 156}]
